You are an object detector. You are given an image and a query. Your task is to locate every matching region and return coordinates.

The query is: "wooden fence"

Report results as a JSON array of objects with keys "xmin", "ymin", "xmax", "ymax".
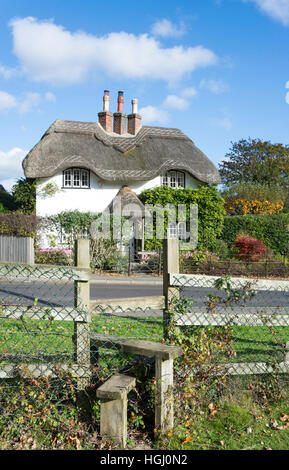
[
  {"xmin": 0, "ymin": 235, "xmax": 34, "ymax": 263},
  {"xmin": 163, "ymin": 238, "xmax": 289, "ymax": 376}
]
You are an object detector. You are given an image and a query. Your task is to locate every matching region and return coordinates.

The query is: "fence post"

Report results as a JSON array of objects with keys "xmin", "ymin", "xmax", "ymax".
[
  {"xmin": 74, "ymin": 239, "xmax": 91, "ymax": 391},
  {"xmin": 163, "ymin": 238, "xmax": 179, "ymax": 340}
]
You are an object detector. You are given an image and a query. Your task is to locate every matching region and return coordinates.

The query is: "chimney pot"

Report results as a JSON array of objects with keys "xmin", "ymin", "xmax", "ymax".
[
  {"xmin": 113, "ymin": 91, "xmax": 127, "ymax": 134},
  {"xmin": 128, "ymin": 98, "xmax": 142, "ymax": 135},
  {"xmin": 98, "ymin": 89, "xmax": 113, "ymax": 132}
]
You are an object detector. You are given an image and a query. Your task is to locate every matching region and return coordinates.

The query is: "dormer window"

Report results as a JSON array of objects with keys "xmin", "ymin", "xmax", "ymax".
[
  {"xmin": 161, "ymin": 171, "xmax": 185, "ymax": 188},
  {"xmin": 63, "ymin": 168, "xmax": 90, "ymax": 188}
]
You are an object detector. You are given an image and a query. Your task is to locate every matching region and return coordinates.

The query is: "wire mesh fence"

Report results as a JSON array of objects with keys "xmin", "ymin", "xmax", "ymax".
[{"xmin": 170, "ymin": 273, "xmax": 289, "ymax": 375}]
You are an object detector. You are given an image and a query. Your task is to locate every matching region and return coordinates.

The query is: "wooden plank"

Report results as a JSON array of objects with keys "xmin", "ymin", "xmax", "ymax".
[
  {"xmin": 190, "ymin": 362, "xmax": 289, "ymax": 377},
  {"xmin": 0, "ymin": 305, "xmax": 87, "ymax": 322},
  {"xmin": 90, "ymin": 295, "xmax": 165, "ymax": 314},
  {"xmin": 170, "ymin": 273, "xmax": 289, "ymax": 291},
  {"xmin": 0, "ymin": 262, "xmax": 90, "ymax": 282},
  {"xmin": 90, "ymin": 333, "xmax": 182, "ymax": 360},
  {"xmin": 174, "ymin": 310, "xmax": 289, "ymax": 327},
  {"xmin": 96, "ymin": 374, "xmax": 136, "ymax": 400},
  {"xmin": 0, "ymin": 363, "xmax": 89, "ymax": 379}
]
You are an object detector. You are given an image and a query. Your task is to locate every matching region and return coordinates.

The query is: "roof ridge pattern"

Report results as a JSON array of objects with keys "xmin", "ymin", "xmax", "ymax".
[{"xmin": 48, "ymin": 119, "xmax": 188, "ymax": 154}]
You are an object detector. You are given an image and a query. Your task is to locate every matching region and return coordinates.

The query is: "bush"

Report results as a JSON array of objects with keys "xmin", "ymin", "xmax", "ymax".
[
  {"xmin": 234, "ymin": 236, "xmax": 267, "ymax": 262},
  {"xmin": 222, "ymin": 182, "xmax": 286, "ymax": 215},
  {"xmin": 35, "ymin": 248, "xmax": 73, "ymax": 265},
  {"xmin": 12, "ymin": 178, "xmax": 37, "ymax": 214},
  {"xmin": 0, "ymin": 213, "xmax": 43, "ymax": 238},
  {"xmin": 221, "ymin": 214, "xmax": 289, "ymax": 256},
  {"xmin": 49, "ymin": 211, "xmax": 100, "ymax": 247},
  {"xmin": 139, "ymin": 185, "xmax": 225, "ymax": 250}
]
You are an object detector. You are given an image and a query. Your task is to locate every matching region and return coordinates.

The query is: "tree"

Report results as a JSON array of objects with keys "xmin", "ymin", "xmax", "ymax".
[
  {"xmin": 219, "ymin": 139, "xmax": 289, "ymax": 189},
  {"xmin": 0, "ymin": 185, "xmax": 17, "ymax": 212},
  {"xmin": 12, "ymin": 178, "xmax": 37, "ymax": 214}
]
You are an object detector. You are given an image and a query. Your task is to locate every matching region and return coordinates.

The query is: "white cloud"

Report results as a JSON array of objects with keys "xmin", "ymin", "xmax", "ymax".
[
  {"xmin": 0, "ymin": 65, "xmax": 19, "ymax": 79},
  {"xmin": 200, "ymin": 78, "xmax": 229, "ymax": 94},
  {"xmin": 0, "ymin": 90, "xmax": 53, "ymax": 113},
  {"xmin": 9, "ymin": 17, "xmax": 218, "ymax": 84},
  {"xmin": 163, "ymin": 94, "xmax": 189, "ymax": 110},
  {"xmin": 139, "ymin": 106, "xmax": 170, "ymax": 124},
  {"xmin": 151, "ymin": 19, "xmax": 186, "ymax": 37},
  {"xmin": 244, "ymin": 0, "xmax": 289, "ymax": 25},
  {"xmin": 0, "ymin": 91, "xmax": 17, "ymax": 111},
  {"xmin": 45, "ymin": 92, "xmax": 56, "ymax": 102},
  {"xmin": 0, "ymin": 148, "xmax": 27, "ymax": 182},
  {"xmin": 181, "ymin": 87, "xmax": 198, "ymax": 98},
  {"xmin": 18, "ymin": 92, "xmax": 41, "ymax": 114}
]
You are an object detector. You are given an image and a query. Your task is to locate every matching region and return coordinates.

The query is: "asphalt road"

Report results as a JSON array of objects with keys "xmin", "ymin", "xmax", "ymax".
[{"xmin": 0, "ymin": 280, "xmax": 288, "ymax": 309}]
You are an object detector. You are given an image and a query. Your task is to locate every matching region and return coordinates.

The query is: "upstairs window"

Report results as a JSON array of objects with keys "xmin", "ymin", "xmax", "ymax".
[
  {"xmin": 161, "ymin": 171, "xmax": 185, "ymax": 188},
  {"xmin": 63, "ymin": 169, "xmax": 90, "ymax": 188}
]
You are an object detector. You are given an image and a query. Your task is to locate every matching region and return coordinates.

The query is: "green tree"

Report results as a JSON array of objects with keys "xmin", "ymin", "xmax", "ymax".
[
  {"xmin": 0, "ymin": 185, "xmax": 17, "ymax": 212},
  {"xmin": 219, "ymin": 139, "xmax": 289, "ymax": 189},
  {"xmin": 12, "ymin": 178, "xmax": 37, "ymax": 214}
]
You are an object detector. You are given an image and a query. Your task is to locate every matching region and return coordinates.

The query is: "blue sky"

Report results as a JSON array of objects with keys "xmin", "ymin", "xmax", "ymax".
[{"xmin": 0, "ymin": 0, "xmax": 289, "ymax": 191}]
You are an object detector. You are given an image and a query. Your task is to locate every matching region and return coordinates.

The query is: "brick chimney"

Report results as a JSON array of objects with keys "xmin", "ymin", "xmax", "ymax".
[
  {"xmin": 128, "ymin": 99, "xmax": 142, "ymax": 135},
  {"xmin": 113, "ymin": 91, "xmax": 127, "ymax": 135},
  {"xmin": 98, "ymin": 90, "xmax": 113, "ymax": 132}
]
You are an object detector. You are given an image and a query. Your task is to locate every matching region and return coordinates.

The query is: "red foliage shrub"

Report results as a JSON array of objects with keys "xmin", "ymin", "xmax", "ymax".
[{"xmin": 234, "ymin": 236, "xmax": 267, "ymax": 262}]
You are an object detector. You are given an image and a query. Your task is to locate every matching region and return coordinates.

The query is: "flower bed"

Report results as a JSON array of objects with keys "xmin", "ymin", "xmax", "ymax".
[{"xmin": 35, "ymin": 248, "xmax": 73, "ymax": 266}]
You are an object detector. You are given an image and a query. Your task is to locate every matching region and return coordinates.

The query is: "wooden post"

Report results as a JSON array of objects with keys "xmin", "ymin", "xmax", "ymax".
[
  {"xmin": 155, "ymin": 357, "xmax": 174, "ymax": 434},
  {"xmin": 163, "ymin": 238, "xmax": 180, "ymax": 339},
  {"xmin": 74, "ymin": 239, "xmax": 91, "ymax": 391}
]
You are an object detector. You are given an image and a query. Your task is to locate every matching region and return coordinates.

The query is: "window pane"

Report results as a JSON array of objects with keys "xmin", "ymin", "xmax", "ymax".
[
  {"xmin": 177, "ymin": 172, "xmax": 185, "ymax": 188},
  {"xmin": 178, "ymin": 221, "xmax": 186, "ymax": 240},
  {"xmin": 73, "ymin": 169, "xmax": 80, "ymax": 187},
  {"xmin": 64, "ymin": 170, "xmax": 71, "ymax": 187},
  {"xmin": 167, "ymin": 224, "xmax": 177, "ymax": 238},
  {"xmin": 170, "ymin": 171, "xmax": 176, "ymax": 188},
  {"xmin": 81, "ymin": 170, "xmax": 88, "ymax": 187}
]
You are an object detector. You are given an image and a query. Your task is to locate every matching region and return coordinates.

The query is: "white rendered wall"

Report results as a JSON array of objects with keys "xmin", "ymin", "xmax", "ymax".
[{"xmin": 36, "ymin": 171, "xmax": 202, "ymax": 217}]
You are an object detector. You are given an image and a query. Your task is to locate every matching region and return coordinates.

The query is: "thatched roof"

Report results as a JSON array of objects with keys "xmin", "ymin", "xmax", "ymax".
[
  {"xmin": 22, "ymin": 119, "xmax": 221, "ymax": 184},
  {"xmin": 107, "ymin": 186, "xmax": 151, "ymax": 218}
]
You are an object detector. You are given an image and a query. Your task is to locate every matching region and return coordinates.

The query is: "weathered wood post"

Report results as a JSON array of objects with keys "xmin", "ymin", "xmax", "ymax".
[
  {"xmin": 156, "ymin": 237, "xmax": 181, "ymax": 433},
  {"xmin": 163, "ymin": 238, "xmax": 180, "ymax": 339},
  {"xmin": 96, "ymin": 374, "xmax": 136, "ymax": 448},
  {"xmin": 74, "ymin": 239, "xmax": 91, "ymax": 391}
]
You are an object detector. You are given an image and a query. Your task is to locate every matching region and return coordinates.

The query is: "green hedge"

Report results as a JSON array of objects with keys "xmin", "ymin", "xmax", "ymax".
[
  {"xmin": 221, "ymin": 214, "xmax": 289, "ymax": 255},
  {"xmin": 139, "ymin": 185, "xmax": 225, "ymax": 250}
]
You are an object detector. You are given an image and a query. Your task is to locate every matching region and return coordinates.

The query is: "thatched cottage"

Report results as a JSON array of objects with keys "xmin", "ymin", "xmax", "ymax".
[{"xmin": 22, "ymin": 90, "xmax": 220, "ymax": 247}]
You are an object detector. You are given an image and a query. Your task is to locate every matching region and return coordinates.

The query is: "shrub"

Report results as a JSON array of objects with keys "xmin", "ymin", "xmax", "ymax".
[
  {"xmin": 234, "ymin": 236, "xmax": 267, "ymax": 262},
  {"xmin": 0, "ymin": 213, "xmax": 43, "ymax": 238},
  {"xmin": 222, "ymin": 182, "xmax": 287, "ymax": 215},
  {"xmin": 49, "ymin": 211, "xmax": 100, "ymax": 247},
  {"xmin": 220, "ymin": 214, "xmax": 289, "ymax": 256},
  {"xmin": 139, "ymin": 185, "xmax": 225, "ymax": 250},
  {"xmin": 35, "ymin": 248, "xmax": 73, "ymax": 265}
]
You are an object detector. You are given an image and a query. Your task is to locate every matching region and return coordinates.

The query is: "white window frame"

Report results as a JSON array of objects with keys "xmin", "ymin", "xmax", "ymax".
[
  {"xmin": 161, "ymin": 171, "xmax": 185, "ymax": 189},
  {"xmin": 63, "ymin": 168, "xmax": 90, "ymax": 188},
  {"xmin": 167, "ymin": 221, "xmax": 187, "ymax": 240}
]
